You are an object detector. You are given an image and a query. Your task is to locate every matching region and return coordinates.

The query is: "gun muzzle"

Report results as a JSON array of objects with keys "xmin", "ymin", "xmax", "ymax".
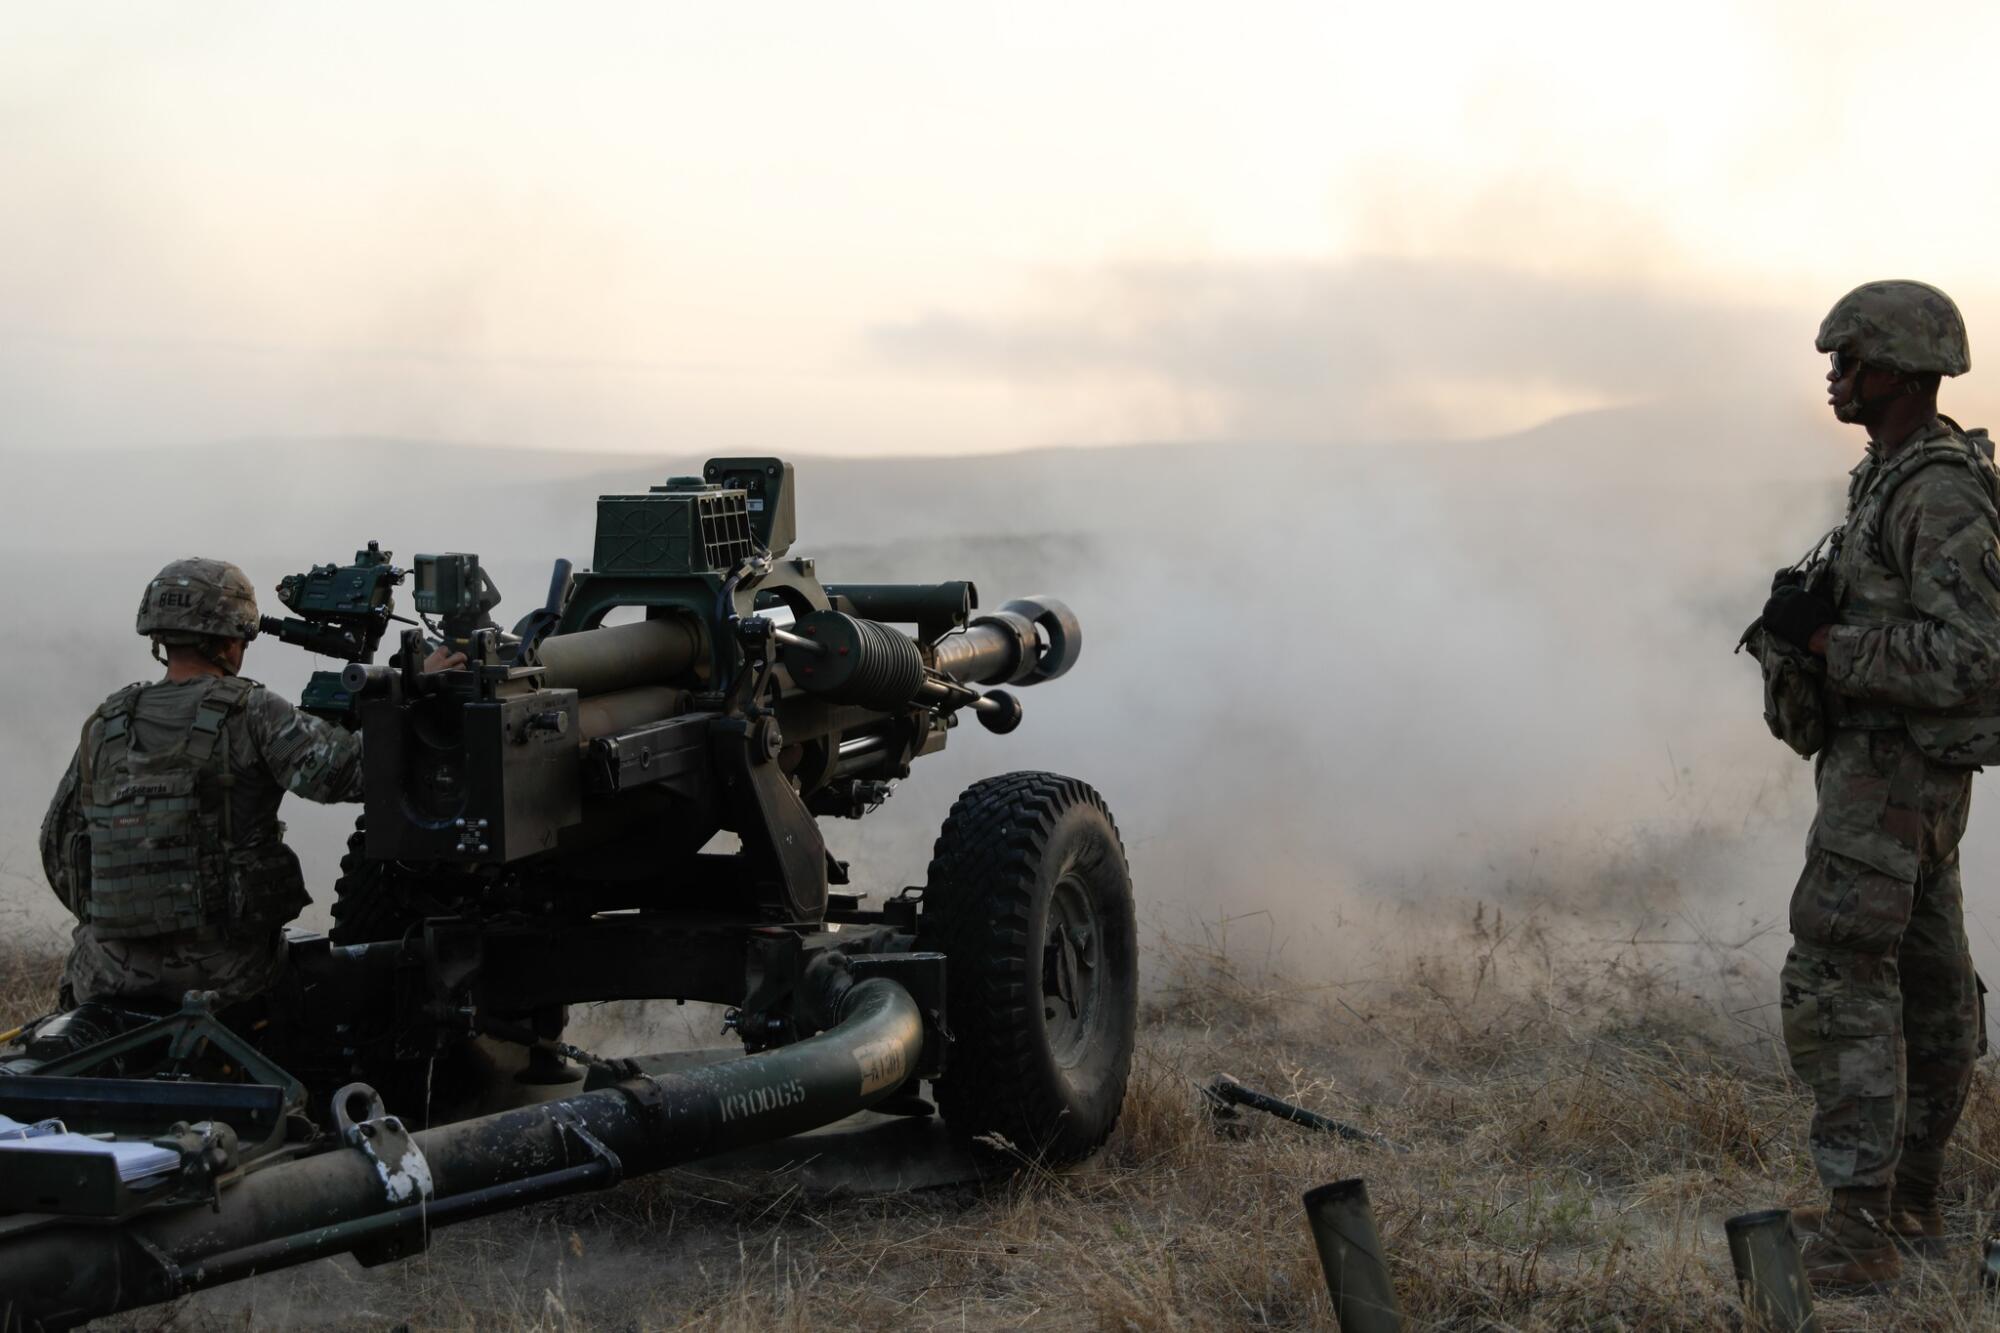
[
  {"xmin": 930, "ymin": 596, "xmax": 1082, "ymax": 686},
  {"xmin": 775, "ymin": 598, "xmax": 1079, "ymax": 719}
]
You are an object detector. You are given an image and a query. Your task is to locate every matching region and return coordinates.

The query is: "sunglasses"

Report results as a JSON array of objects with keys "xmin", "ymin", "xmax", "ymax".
[{"xmin": 1829, "ymin": 349, "xmax": 1854, "ymax": 379}]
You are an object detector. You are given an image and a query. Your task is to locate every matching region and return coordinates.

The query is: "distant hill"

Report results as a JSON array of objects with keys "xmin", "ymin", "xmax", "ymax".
[{"xmin": 0, "ymin": 397, "xmax": 1850, "ymax": 564}]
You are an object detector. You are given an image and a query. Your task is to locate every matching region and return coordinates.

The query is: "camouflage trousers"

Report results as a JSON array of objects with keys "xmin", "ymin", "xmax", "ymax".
[
  {"xmin": 1782, "ymin": 727, "xmax": 1983, "ymax": 1192},
  {"xmin": 61, "ymin": 921, "xmax": 290, "ymax": 1010}
]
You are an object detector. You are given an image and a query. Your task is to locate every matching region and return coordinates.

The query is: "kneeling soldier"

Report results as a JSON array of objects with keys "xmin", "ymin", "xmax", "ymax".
[{"xmin": 36, "ymin": 558, "xmax": 457, "ymax": 1034}]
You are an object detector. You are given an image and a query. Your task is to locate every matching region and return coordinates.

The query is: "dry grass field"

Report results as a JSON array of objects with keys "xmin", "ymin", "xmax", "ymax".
[{"xmin": 8, "ymin": 906, "xmax": 2000, "ymax": 1330}]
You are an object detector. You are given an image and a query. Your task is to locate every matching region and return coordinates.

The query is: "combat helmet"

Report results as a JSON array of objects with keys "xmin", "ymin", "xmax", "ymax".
[
  {"xmin": 1816, "ymin": 280, "xmax": 1970, "ymax": 376},
  {"xmin": 136, "ymin": 558, "xmax": 261, "ymax": 645}
]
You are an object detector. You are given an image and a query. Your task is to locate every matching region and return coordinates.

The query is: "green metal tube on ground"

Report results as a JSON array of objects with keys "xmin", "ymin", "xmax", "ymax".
[
  {"xmin": 1206, "ymin": 1076, "xmax": 1396, "ymax": 1149},
  {"xmin": 1725, "ymin": 1209, "xmax": 1819, "ymax": 1333},
  {"xmin": 1302, "ymin": 1178, "xmax": 1402, "ymax": 1333},
  {"xmin": 0, "ymin": 978, "xmax": 923, "ymax": 1331}
]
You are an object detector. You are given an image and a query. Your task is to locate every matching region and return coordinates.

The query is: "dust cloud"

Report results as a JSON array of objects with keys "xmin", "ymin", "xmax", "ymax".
[
  {"xmin": 1, "ymin": 266, "xmax": 1983, "ymax": 1011},
  {"xmin": 868, "ymin": 257, "xmax": 1809, "ymax": 443}
]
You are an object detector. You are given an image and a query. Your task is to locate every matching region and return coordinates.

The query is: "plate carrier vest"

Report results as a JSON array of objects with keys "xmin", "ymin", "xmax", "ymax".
[
  {"xmin": 80, "ymin": 677, "xmax": 265, "ymax": 938},
  {"xmin": 1831, "ymin": 419, "xmax": 2000, "ymax": 767}
]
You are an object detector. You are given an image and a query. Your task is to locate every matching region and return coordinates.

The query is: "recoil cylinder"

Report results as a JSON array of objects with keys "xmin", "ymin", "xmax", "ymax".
[{"xmin": 783, "ymin": 612, "xmax": 928, "ymax": 709}]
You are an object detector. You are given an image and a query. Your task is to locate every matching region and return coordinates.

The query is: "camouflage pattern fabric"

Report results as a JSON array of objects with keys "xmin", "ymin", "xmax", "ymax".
[
  {"xmin": 1784, "ymin": 816, "xmax": 1984, "ymax": 1184},
  {"xmin": 1823, "ymin": 421, "xmax": 2000, "ymax": 770},
  {"xmin": 81, "ymin": 675, "xmax": 257, "ymax": 940},
  {"xmin": 36, "ymin": 756, "xmax": 84, "ymax": 919},
  {"xmin": 41, "ymin": 675, "xmax": 363, "ymax": 1006},
  {"xmin": 1816, "ymin": 280, "xmax": 1971, "ymax": 377},
  {"xmin": 1748, "ymin": 625, "xmax": 1826, "ymax": 757},
  {"xmin": 135, "ymin": 556, "xmax": 261, "ymax": 644},
  {"xmin": 1778, "ymin": 417, "xmax": 1999, "ymax": 1193},
  {"xmin": 59, "ymin": 922, "xmax": 293, "ymax": 1014}
]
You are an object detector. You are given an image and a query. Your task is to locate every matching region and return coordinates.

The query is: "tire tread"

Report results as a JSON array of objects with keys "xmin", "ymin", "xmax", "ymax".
[{"xmin": 923, "ymin": 771, "xmax": 1134, "ymax": 1162}]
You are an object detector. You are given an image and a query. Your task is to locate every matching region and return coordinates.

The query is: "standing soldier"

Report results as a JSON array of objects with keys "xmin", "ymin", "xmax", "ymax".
[
  {"xmin": 33, "ymin": 558, "xmax": 456, "ymax": 1040},
  {"xmin": 1755, "ymin": 281, "xmax": 1998, "ymax": 1286}
]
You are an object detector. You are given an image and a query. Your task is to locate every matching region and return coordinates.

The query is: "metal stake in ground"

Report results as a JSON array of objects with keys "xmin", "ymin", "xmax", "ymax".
[
  {"xmin": 1302, "ymin": 1178, "xmax": 1403, "ymax": 1333},
  {"xmin": 1724, "ymin": 1209, "xmax": 1819, "ymax": 1333},
  {"xmin": 1205, "ymin": 1075, "xmax": 1401, "ymax": 1151}
]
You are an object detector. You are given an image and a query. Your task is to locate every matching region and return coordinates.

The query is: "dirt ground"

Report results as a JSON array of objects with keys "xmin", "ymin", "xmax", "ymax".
[{"xmin": 8, "ymin": 909, "xmax": 2000, "ymax": 1331}]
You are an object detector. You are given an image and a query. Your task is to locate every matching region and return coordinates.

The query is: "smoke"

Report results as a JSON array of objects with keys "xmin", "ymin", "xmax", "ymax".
[
  {"xmin": 5, "ymin": 258, "xmax": 1995, "ymax": 1002},
  {"xmin": 867, "ymin": 256, "xmax": 1807, "ymax": 443}
]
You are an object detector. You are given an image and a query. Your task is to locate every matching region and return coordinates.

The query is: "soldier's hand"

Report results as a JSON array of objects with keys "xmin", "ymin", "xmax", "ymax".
[
  {"xmin": 1762, "ymin": 583, "xmax": 1838, "ymax": 654},
  {"xmin": 422, "ymin": 646, "xmax": 468, "ymax": 673}
]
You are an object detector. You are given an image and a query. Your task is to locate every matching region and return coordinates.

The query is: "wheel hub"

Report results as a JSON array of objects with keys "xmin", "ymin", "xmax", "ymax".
[{"xmin": 1040, "ymin": 873, "xmax": 1102, "ymax": 1066}]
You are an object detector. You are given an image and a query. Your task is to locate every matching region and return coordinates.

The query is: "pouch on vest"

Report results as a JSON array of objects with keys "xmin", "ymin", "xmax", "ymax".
[
  {"xmin": 60, "ymin": 825, "xmax": 91, "ymax": 916},
  {"xmin": 227, "ymin": 841, "xmax": 308, "ymax": 927},
  {"xmin": 1741, "ymin": 623, "xmax": 1826, "ymax": 758},
  {"xmin": 81, "ymin": 681, "xmax": 251, "ymax": 939},
  {"xmin": 85, "ymin": 766, "xmax": 217, "ymax": 937},
  {"xmin": 1740, "ymin": 534, "xmax": 1838, "ymax": 759}
]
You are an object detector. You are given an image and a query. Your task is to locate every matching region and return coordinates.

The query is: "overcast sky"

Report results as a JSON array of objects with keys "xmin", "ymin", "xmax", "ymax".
[{"xmin": 6, "ymin": 2, "xmax": 1999, "ymax": 455}]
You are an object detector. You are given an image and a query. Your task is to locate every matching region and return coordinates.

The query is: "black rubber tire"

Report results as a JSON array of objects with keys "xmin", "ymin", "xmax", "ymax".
[
  {"xmin": 328, "ymin": 817, "xmax": 441, "ymax": 946},
  {"xmin": 922, "ymin": 771, "xmax": 1137, "ymax": 1164},
  {"xmin": 323, "ymin": 816, "xmax": 488, "ymax": 1124}
]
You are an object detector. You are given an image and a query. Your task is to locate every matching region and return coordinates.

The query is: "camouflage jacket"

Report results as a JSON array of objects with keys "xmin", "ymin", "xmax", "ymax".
[
  {"xmin": 1823, "ymin": 418, "xmax": 2000, "ymax": 764},
  {"xmin": 39, "ymin": 675, "xmax": 362, "ymax": 929}
]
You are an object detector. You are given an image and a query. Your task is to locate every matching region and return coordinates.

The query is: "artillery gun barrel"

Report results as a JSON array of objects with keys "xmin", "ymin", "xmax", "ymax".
[
  {"xmin": 930, "ymin": 619, "xmax": 1036, "ymax": 684},
  {"xmin": 931, "ymin": 596, "xmax": 1082, "ymax": 687},
  {"xmin": 536, "ymin": 618, "xmax": 702, "ymax": 696},
  {"xmin": 772, "ymin": 596, "xmax": 1078, "ymax": 730}
]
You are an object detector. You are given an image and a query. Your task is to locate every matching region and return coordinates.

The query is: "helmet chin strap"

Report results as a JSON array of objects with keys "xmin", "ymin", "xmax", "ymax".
[{"xmin": 1850, "ymin": 365, "xmax": 1906, "ymax": 427}]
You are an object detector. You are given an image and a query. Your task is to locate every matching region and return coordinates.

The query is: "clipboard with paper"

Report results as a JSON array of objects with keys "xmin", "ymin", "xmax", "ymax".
[{"xmin": 0, "ymin": 1114, "xmax": 181, "ymax": 1181}]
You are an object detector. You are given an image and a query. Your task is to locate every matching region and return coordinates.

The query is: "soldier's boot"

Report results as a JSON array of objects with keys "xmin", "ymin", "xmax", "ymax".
[
  {"xmin": 1796, "ymin": 1154, "xmax": 1952, "ymax": 1256},
  {"xmin": 1792, "ymin": 1201, "xmax": 1946, "ymax": 1251},
  {"xmin": 1796, "ymin": 1188, "xmax": 1902, "ymax": 1289},
  {"xmin": 1887, "ymin": 1153, "xmax": 1949, "ymax": 1256}
]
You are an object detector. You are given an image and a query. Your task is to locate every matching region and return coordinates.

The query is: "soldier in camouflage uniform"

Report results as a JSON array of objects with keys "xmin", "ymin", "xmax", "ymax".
[
  {"xmin": 1756, "ymin": 281, "xmax": 2000, "ymax": 1287},
  {"xmin": 30, "ymin": 559, "xmax": 456, "ymax": 1034}
]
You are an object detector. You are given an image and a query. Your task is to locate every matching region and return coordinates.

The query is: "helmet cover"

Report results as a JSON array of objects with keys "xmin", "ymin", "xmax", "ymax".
[
  {"xmin": 136, "ymin": 557, "xmax": 260, "ymax": 644},
  {"xmin": 1816, "ymin": 279, "xmax": 1970, "ymax": 376}
]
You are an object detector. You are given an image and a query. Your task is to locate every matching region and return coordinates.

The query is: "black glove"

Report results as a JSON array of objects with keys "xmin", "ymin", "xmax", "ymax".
[{"xmin": 1761, "ymin": 580, "xmax": 1837, "ymax": 652}]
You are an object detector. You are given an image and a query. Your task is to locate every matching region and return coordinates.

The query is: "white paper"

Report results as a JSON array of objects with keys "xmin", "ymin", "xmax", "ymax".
[{"xmin": 0, "ymin": 1114, "xmax": 181, "ymax": 1182}]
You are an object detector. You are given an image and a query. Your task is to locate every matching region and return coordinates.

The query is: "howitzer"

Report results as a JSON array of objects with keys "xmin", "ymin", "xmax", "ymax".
[{"xmin": 0, "ymin": 458, "xmax": 1136, "ymax": 1330}]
